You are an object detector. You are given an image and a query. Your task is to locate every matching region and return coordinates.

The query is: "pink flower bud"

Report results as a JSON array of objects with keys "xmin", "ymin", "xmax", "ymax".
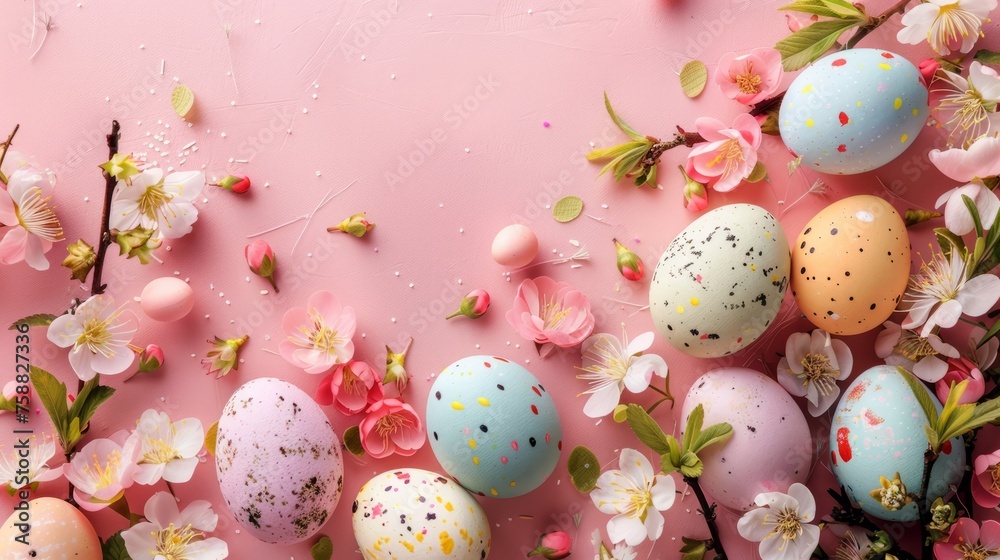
[
  {"xmin": 139, "ymin": 344, "xmax": 165, "ymax": 372},
  {"xmin": 936, "ymin": 357, "xmax": 986, "ymax": 405},
  {"xmin": 680, "ymin": 165, "xmax": 709, "ymax": 212},
  {"xmin": 529, "ymin": 531, "xmax": 572, "ymax": 559},
  {"xmin": 245, "ymin": 239, "xmax": 279, "ymax": 292},
  {"xmin": 614, "ymin": 238, "xmax": 645, "ymax": 281},
  {"xmin": 446, "ymin": 289, "xmax": 490, "ymax": 320},
  {"xmin": 214, "ymin": 175, "xmax": 251, "ymax": 193},
  {"xmin": 919, "ymin": 58, "xmax": 941, "ymax": 88},
  {"xmin": 785, "ymin": 12, "xmax": 817, "ymax": 32}
]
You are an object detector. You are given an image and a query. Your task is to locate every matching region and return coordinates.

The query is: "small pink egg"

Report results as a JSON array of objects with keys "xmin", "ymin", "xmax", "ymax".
[
  {"xmin": 140, "ymin": 276, "xmax": 195, "ymax": 322},
  {"xmin": 491, "ymin": 224, "xmax": 538, "ymax": 268}
]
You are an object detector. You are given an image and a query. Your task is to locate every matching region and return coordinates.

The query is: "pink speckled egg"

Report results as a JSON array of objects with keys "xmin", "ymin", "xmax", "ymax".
[
  {"xmin": 491, "ymin": 224, "xmax": 538, "ymax": 268},
  {"xmin": 681, "ymin": 368, "xmax": 813, "ymax": 512},
  {"xmin": 140, "ymin": 276, "xmax": 195, "ymax": 322},
  {"xmin": 216, "ymin": 378, "xmax": 344, "ymax": 544},
  {"xmin": 0, "ymin": 497, "xmax": 102, "ymax": 560}
]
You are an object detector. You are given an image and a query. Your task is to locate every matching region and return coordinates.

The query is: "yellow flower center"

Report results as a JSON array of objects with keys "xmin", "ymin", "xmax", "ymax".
[
  {"xmin": 136, "ymin": 182, "xmax": 172, "ymax": 221},
  {"xmin": 81, "ymin": 450, "xmax": 121, "ymax": 491},
  {"xmin": 705, "ymin": 138, "xmax": 745, "ymax": 178},
  {"xmin": 957, "ymin": 542, "xmax": 999, "ymax": 560},
  {"xmin": 767, "ymin": 508, "xmax": 803, "ymax": 541},
  {"xmin": 342, "ymin": 363, "xmax": 364, "ymax": 395},
  {"xmin": 990, "ymin": 464, "xmax": 1000, "ymax": 494},
  {"xmin": 13, "ymin": 186, "xmax": 64, "ymax": 242},
  {"xmin": 735, "ymin": 67, "xmax": 763, "ymax": 95},
  {"xmin": 77, "ymin": 314, "xmax": 120, "ymax": 358},
  {"xmin": 141, "ymin": 435, "xmax": 180, "ymax": 465},
  {"xmin": 375, "ymin": 411, "xmax": 414, "ymax": 439},
  {"xmin": 625, "ymin": 488, "xmax": 652, "ymax": 521},
  {"xmin": 152, "ymin": 523, "xmax": 204, "ymax": 560},
  {"xmin": 795, "ymin": 353, "xmax": 840, "ymax": 396},
  {"xmin": 894, "ymin": 330, "xmax": 939, "ymax": 361},
  {"xmin": 297, "ymin": 308, "xmax": 346, "ymax": 356},
  {"xmin": 541, "ymin": 296, "xmax": 573, "ymax": 331}
]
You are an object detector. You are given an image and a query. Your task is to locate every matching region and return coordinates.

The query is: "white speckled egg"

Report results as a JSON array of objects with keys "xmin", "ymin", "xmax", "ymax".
[
  {"xmin": 780, "ymin": 49, "xmax": 927, "ymax": 174},
  {"xmin": 216, "ymin": 377, "xmax": 344, "ymax": 544},
  {"xmin": 352, "ymin": 468, "xmax": 491, "ymax": 560},
  {"xmin": 426, "ymin": 356, "xmax": 562, "ymax": 498},
  {"xmin": 831, "ymin": 365, "xmax": 965, "ymax": 522},
  {"xmin": 791, "ymin": 195, "xmax": 910, "ymax": 335},
  {"xmin": 649, "ymin": 204, "xmax": 790, "ymax": 358},
  {"xmin": 681, "ymin": 368, "xmax": 813, "ymax": 511},
  {"xmin": 0, "ymin": 497, "xmax": 102, "ymax": 560}
]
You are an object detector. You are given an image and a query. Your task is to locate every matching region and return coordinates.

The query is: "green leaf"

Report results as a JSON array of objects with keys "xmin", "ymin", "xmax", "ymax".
[
  {"xmin": 311, "ymin": 535, "xmax": 333, "ymax": 560},
  {"xmin": 343, "ymin": 425, "xmax": 365, "ymax": 456},
  {"xmin": 69, "ymin": 375, "xmax": 115, "ymax": 431},
  {"xmin": 661, "ymin": 437, "xmax": 683, "ymax": 474},
  {"xmin": 553, "ymin": 196, "xmax": 584, "ymax": 223},
  {"xmin": 979, "ymin": 320, "xmax": 1000, "ymax": 349},
  {"xmin": 745, "ymin": 161, "xmax": 768, "ymax": 183},
  {"xmin": 678, "ymin": 451, "xmax": 704, "ymax": 478},
  {"xmin": 594, "ymin": 142, "xmax": 649, "ymax": 176},
  {"xmin": 603, "ymin": 92, "xmax": 646, "ymax": 142},
  {"xmin": 974, "ymin": 49, "xmax": 1000, "ymax": 65},
  {"xmin": 204, "ymin": 420, "xmax": 219, "ymax": 456},
  {"xmin": 102, "ymin": 530, "xmax": 132, "ymax": 560},
  {"xmin": 586, "ymin": 142, "xmax": 640, "ymax": 162},
  {"xmin": 598, "ymin": 543, "xmax": 614, "ymax": 560},
  {"xmin": 962, "ymin": 194, "xmax": 985, "ymax": 238},
  {"xmin": 905, "ymin": 209, "xmax": 942, "ymax": 227},
  {"xmin": 29, "ymin": 367, "xmax": 70, "ymax": 447},
  {"xmin": 625, "ymin": 404, "xmax": 671, "ymax": 455},
  {"xmin": 613, "ymin": 145, "xmax": 651, "ymax": 182},
  {"xmin": 779, "ymin": 0, "xmax": 864, "ymax": 19},
  {"xmin": 66, "ymin": 417, "xmax": 83, "ymax": 452},
  {"xmin": 935, "ymin": 227, "xmax": 967, "ymax": 259},
  {"xmin": 898, "ymin": 366, "xmax": 939, "ymax": 426},
  {"xmin": 680, "ymin": 536, "xmax": 709, "ymax": 560},
  {"xmin": 680, "ymin": 60, "xmax": 708, "ymax": 98},
  {"xmin": 568, "ymin": 446, "xmax": 601, "ymax": 492},
  {"xmin": 0, "ymin": 392, "xmax": 15, "ymax": 412},
  {"xmin": 8, "ymin": 313, "xmax": 57, "ymax": 330},
  {"xmin": 775, "ymin": 19, "xmax": 863, "ymax": 71},
  {"xmin": 692, "ymin": 422, "xmax": 734, "ymax": 454},
  {"xmin": 682, "ymin": 404, "xmax": 704, "ymax": 453}
]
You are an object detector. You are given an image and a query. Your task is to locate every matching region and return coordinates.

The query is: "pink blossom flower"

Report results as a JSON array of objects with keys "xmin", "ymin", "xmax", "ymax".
[
  {"xmin": 902, "ymin": 250, "xmax": 1000, "ymax": 337},
  {"xmin": 777, "ymin": 329, "xmax": 852, "ymax": 417},
  {"xmin": 929, "ymin": 136, "xmax": 1000, "ymax": 182},
  {"xmin": 715, "ymin": 48, "xmax": 783, "ymax": 106},
  {"xmin": 972, "ymin": 449, "xmax": 1000, "ymax": 509},
  {"xmin": 919, "ymin": 58, "xmax": 941, "ymax": 87},
  {"xmin": 936, "ymin": 357, "xmax": 986, "ymax": 405},
  {"xmin": 686, "ymin": 114, "xmax": 762, "ymax": 192},
  {"xmin": 897, "ymin": 0, "xmax": 997, "ymax": 56},
  {"xmin": 121, "ymin": 492, "xmax": 228, "ymax": 560},
  {"xmin": 506, "ymin": 276, "xmax": 595, "ymax": 353},
  {"xmin": 935, "ymin": 181, "xmax": 1000, "ymax": 235},
  {"xmin": 279, "ymin": 290, "xmax": 356, "ymax": 374},
  {"xmin": 876, "ymin": 321, "xmax": 959, "ymax": 383},
  {"xmin": 358, "ymin": 398, "xmax": 425, "ymax": 458},
  {"xmin": 0, "ymin": 165, "xmax": 63, "ymax": 270},
  {"xmin": 62, "ymin": 433, "xmax": 139, "ymax": 512},
  {"xmin": 680, "ymin": 165, "xmax": 709, "ymax": 212},
  {"xmin": 315, "ymin": 360, "xmax": 384, "ymax": 416},
  {"xmin": 934, "ymin": 518, "xmax": 1000, "ymax": 560}
]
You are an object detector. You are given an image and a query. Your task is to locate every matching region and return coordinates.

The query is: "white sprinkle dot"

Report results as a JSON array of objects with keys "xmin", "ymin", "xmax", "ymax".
[
  {"xmin": 220, "ymin": 132, "xmax": 227, "ymax": 138},
  {"xmin": 409, "ymin": 283, "xmax": 414, "ymax": 288},
  {"xmin": 475, "ymin": 344, "xmax": 481, "ymax": 349},
  {"xmin": 316, "ymin": 170, "xmax": 322, "ymax": 176},
  {"xmin": 302, "ymin": 108, "xmax": 308, "ymax": 114},
  {"xmin": 254, "ymin": 18, "xmax": 260, "ymax": 24},
  {"xmin": 391, "ymin": 317, "xmax": 397, "ymax": 323},
  {"xmin": 459, "ymin": 228, "xmax": 464, "ymax": 233},
  {"xmin": 139, "ymin": 44, "xmax": 145, "ymax": 49}
]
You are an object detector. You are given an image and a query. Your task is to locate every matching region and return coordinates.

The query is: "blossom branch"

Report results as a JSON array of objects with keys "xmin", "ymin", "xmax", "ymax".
[
  {"xmin": 684, "ymin": 476, "xmax": 728, "ymax": 560},
  {"xmin": 917, "ymin": 448, "xmax": 941, "ymax": 559},
  {"xmin": 90, "ymin": 120, "xmax": 120, "ymax": 296},
  {"xmin": 0, "ymin": 124, "xmax": 21, "ymax": 184}
]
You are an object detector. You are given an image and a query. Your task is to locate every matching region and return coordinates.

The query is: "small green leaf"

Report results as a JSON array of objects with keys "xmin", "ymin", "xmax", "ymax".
[
  {"xmin": 680, "ymin": 536, "xmax": 709, "ymax": 560},
  {"xmin": 978, "ymin": 320, "xmax": 1000, "ymax": 349},
  {"xmin": 682, "ymin": 404, "xmax": 704, "ymax": 453},
  {"xmin": 66, "ymin": 417, "xmax": 83, "ymax": 451},
  {"xmin": 692, "ymin": 422, "xmax": 734, "ymax": 454},
  {"xmin": 613, "ymin": 145, "xmax": 651, "ymax": 182},
  {"xmin": 661, "ymin": 437, "xmax": 683, "ymax": 474},
  {"xmin": 898, "ymin": 367, "xmax": 939, "ymax": 428},
  {"xmin": 568, "ymin": 446, "xmax": 601, "ymax": 492},
  {"xmin": 594, "ymin": 142, "xmax": 649, "ymax": 176},
  {"xmin": 311, "ymin": 535, "xmax": 333, "ymax": 560},
  {"xmin": 935, "ymin": 227, "xmax": 967, "ymax": 259},
  {"xmin": 344, "ymin": 425, "xmax": 365, "ymax": 456},
  {"xmin": 553, "ymin": 196, "xmax": 584, "ymax": 223},
  {"xmin": 204, "ymin": 420, "xmax": 219, "ymax": 456},
  {"xmin": 598, "ymin": 543, "xmax": 614, "ymax": 560},
  {"xmin": 775, "ymin": 19, "xmax": 863, "ymax": 71},
  {"xmin": 779, "ymin": 0, "xmax": 864, "ymax": 19},
  {"xmin": 8, "ymin": 313, "xmax": 57, "ymax": 330},
  {"xmin": 974, "ymin": 49, "xmax": 1000, "ymax": 65},
  {"xmin": 612, "ymin": 404, "xmax": 628, "ymax": 423},
  {"xmin": 678, "ymin": 451, "xmax": 704, "ymax": 478},
  {"xmin": 69, "ymin": 375, "xmax": 115, "ymax": 431},
  {"xmin": 586, "ymin": 143, "xmax": 639, "ymax": 162},
  {"xmin": 102, "ymin": 530, "xmax": 132, "ymax": 560},
  {"xmin": 30, "ymin": 367, "xmax": 71, "ymax": 449},
  {"xmin": 680, "ymin": 60, "xmax": 708, "ymax": 98},
  {"xmin": 962, "ymin": 194, "xmax": 985, "ymax": 238},
  {"xmin": 745, "ymin": 161, "xmax": 768, "ymax": 183},
  {"xmin": 905, "ymin": 209, "xmax": 942, "ymax": 227},
  {"xmin": 603, "ymin": 93, "xmax": 646, "ymax": 142},
  {"xmin": 0, "ymin": 393, "xmax": 15, "ymax": 412},
  {"xmin": 625, "ymin": 404, "xmax": 671, "ymax": 455}
]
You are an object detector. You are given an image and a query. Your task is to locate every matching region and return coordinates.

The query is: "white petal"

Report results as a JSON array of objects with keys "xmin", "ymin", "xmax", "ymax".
[
  {"xmin": 643, "ymin": 506, "xmax": 664, "ymax": 541},
  {"xmin": 583, "ymin": 384, "xmax": 622, "ymax": 418},
  {"xmin": 47, "ymin": 313, "xmax": 83, "ymax": 348},
  {"xmin": 737, "ymin": 508, "xmax": 774, "ymax": 542},
  {"xmin": 625, "ymin": 331, "xmax": 655, "ymax": 355},
  {"xmin": 957, "ymin": 274, "xmax": 1000, "ymax": 316},
  {"xmin": 623, "ymin": 355, "xmax": 663, "ymax": 393},
  {"xmin": 787, "ymin": 483, "xmax": 816, "ymax": 520},
  {"xmin": 144, "ymin": 491, "xmax": 181, "ymax": 528},
  {"xmin": 651, "ymin": 474, "xmax": 676, "ymax": 510},
  {"xmin": 162, "ymin": 171, "xmax": 205, "ymax": 202},
  {"xmin": 619, "ymin": 448, "xmax": 653, "ymax": 488},
  {"xmin": 161, "ymin": 458, "xmax": 198, "ymax": 483},
  {"xmin": 830, "ymin": 339, "xmax": 853, "ymax": 380},
  {"xmin": 184, "ymin": 537, "xmax": 228, "ymax": 560},
  {"xmin": 607, "ymin": 515, "xmax": 647, "ymax": 546},
  {"xmin": 176, "ymin": 500, "xmax": 219, "ymax": 532}
]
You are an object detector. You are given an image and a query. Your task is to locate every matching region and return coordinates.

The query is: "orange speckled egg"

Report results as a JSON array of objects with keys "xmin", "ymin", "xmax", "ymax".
[
  {"xmin": 791, "ymin": 195, "xmax": 910, "ymax": 335},
  {"xmin": 0, "ymin": 497, "xmax": 102, "ymax": 560}
]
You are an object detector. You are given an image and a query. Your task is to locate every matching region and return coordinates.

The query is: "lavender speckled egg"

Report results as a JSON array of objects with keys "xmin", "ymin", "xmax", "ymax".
[
  {"xmin": 0, "ymin": 498, "xmax": 101, "ymax": 560},
  {"xmin": 352, "ymin": 468, "xmax": 491, "ymax": 560},
  {"xmin": 681, "ymin": 368, "xmax": 813, "ymax": 512},
  {"xmin": 780, "ymin": 49, "xmax": 927, "ymax": 174},
  {"xmin": 831, "ymin": 365, "xmax": 965, "ymax": 522},
  {"xmin": 791, "ymin": 195, "xmax": 910, "ymax": 335},
  {"xmin": 426, "ymin": 356, "xmax": 562, "ymax": 498},
  {"xmin": 216, "ymin": 378, "xmax": 344, "ymax": 544},
  {"xmin": 649, "ymin": 204, "xmax": 790, "ymax": 358}
]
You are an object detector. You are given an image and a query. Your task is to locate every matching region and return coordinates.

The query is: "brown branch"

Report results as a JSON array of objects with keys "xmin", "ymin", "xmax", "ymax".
[
  {"xmin": 685, "ymin": 476, "xmax": 728, "ymax": 560},
  {"xmin": 0, "ymin": 124, "xmax": 21, "ymax": 184},
  {"xmin": 90, "ymin": 120, "xmax": 120, "ymax": 296},
  {"xmin": 845, "ymin": 0, "xmax": 913, "ymax": 50}
]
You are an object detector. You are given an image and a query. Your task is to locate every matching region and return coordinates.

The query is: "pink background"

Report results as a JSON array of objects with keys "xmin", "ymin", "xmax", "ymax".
[{"xmin": 1, "ymin": 0, "xmax": 998, "ymax": 558}]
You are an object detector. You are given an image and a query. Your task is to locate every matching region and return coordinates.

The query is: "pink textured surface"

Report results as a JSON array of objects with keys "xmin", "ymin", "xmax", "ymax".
[{"xmin": 1, "ymin": 0, "xmax": 998, "ymax": 558}]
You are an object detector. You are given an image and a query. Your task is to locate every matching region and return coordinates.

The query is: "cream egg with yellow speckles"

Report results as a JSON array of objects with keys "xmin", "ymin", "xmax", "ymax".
[
  {"xmin": 352, "ymin": 468, "xmax": 491, "ymax": 560},
  {"xmin": 649, "ymin": 204, "xmax": 790, "ymax": 358}
]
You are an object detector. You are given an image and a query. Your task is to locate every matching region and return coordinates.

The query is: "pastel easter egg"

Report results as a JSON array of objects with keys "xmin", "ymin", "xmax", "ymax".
[
  {"xmin": 681, "ymin": 368, "xmax": 813, "ymax": 511},
  {"xmin": 780, "ymin": 49, "xmax": 928, "ymax": 174},
  {"xmin": 0, "ymin": 497, "xmax": 102, "ymax": 560},
  {"xmin": 140, "ymin": 276, "xmax": 195, "ymax": 322},
  {"xmin": 491, "ymin": 224, "xmax": 538, "ymax": 268},
  {"xmin": 426, "ymin": 355, "xmax": 562, "ymax": 498},
  {"xmin": 649, "ymin": 204, "xmax": 790, "ymax": 358},
  {"xmin": 216, "ymin": 377, "xmax": 344, "ymax": 544},
  {"xmin": 831, "ymin": 365, "xmax": 965, "ymax": 521},
  {"xmin": 791, "ymin": 195, "xmax": 910, "ymax": 335},
  {"xmin": 352, "ymin": 468, "xmax": 491, "ymax": 560}
]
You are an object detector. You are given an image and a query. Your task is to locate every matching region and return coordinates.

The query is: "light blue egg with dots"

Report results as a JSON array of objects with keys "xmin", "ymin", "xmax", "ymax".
[
  {"xmin": 830, "ymin": 365, "xmax": 965, "ymax": 522},
  {"xmin": 780, "ymin": 49, "xmax": 928, "ymax": 175},
  {"xmin": 426, "ymin": 355, "xmax": 562, "ymax": 498}
]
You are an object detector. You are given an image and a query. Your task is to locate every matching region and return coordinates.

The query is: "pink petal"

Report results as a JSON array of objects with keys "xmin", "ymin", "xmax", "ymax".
[
  {"xmin": 0, "ymin": 226, "xmax": 28, "ymax": 264},
  {"xmin": 308, "ymin": 290, "xmax": 343, "ymax": 323},
  {"xmin": 957, "ymin": 274, "xmax": 1000, "ymax": 316}
]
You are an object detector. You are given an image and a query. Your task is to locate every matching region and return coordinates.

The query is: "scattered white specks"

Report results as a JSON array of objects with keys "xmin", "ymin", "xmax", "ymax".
[
  {"xmin": 391, "ymin": 73, "xmax": 396, "ymax": 80},
  {"xmin": 457, "ymin": 279, "xmax": 463, "ymax": 285},
  {"xmin": 166, "ymin": 246, "xmax": 172, "ymax": 252},
  {"xmin": 571, "ymin": 264, "xmax": 583, "ymax": 269},
  {"xmin": 408, "ymin": 283, "xmax": 414, "ymax": 288},
  {"xmin": 204, "ymin": 314, "xmax": 210, "ymax": 319},
  {"xmin": 307, "ymin": 253, "xmax": 313, "ymax": 257},
  {"xmin": 427, "ymin": 12, "xmax": 432, "ymax": 16},
  {"xmin": 160, "ymin": 59, "xmax": 165, "ymax": 75},
  {"xmin": 595, "ymin": 419, "xmax": 603, "ymax": 426},
  {"xmin": 464, "ymin": 147, "xmax": 470, "ymax": 153},
  {"xmin": 202, "ymin": 198, "xmax": 208, "ymax": 203},
  {"xmin": 174, "ymin": 271, "xmax": 181, "ymax": 276},
  {"xmin": 459, "ymin": 228, "xmax": 464, "ymax": 234},
  {"xmin": 139, "ymin": 44, "xmax": 145, "ymax": 49},
  {"xmin": 210, "ymin": 284, "xmax": 214, "ymax": 290},
  {"xmin": 218, "ymin": 292, "xmax": 224, "ymax": 298},
  {"xmin": 312, "ymin": 93, "xmax": 318, "ymax": 99},
  {"xmin": 231, "ymin": 101, "xmax": 236, "ymax": 106},
  {"xmin": 302, "ymin": 108, "xmax": 308, "ymax": 114},
  {"xmin": 191, "ymin": 353, "xmax": 196, "ymax": 358},
  {"xmin": 83, "ymin": 196, "xmax": 89, "ymax": 202},
  {"xmin": 264, "ymin": 182, "xmax": 269, "ymax": 188},
  {"xmin": 545, "ymin": 204, "xmax": 551, "ymax": 209},
  {"xmin": 515, "ymin": 344, "xmax": 521, "ymax": 349},
  {"xmin": 220, "ymin": 132, "xmax": 227, "ymax": 138},
  {"xmin": 394, "ymin": 271, "xmax": 400, "ymax": 277},
  {"xmin": 551, "ymin": 248, "xmax": 558, "ymax": 254},
  {"xmin": 361, "ymin": 333, "xmax": 366, "ymax": 338},
  {"xmin": 315, "ymin": 170, "xmax": 321, "ymax": 176},
  {"xmin": 391, "ymin": 317, "xmax": 397, "ymax": 323},
  {"xmin": 150, "ymin": 89, "xmax": 155, "ymax": 94},
  {"xmin": 506, "ymin": 341, "xmax": 511, "ymax": 345},
  {"xmin": 260, "ymin": 290, "xmax": 268, "ymax": 295},
  {"xmin": 254, "ymin": 18, "xmax": 260, "ymax": 24},
  {"xmin": 590, "ymin": 141, "xmax": 595, "ymax": 147},
  {"xmin": 475, "ymin": 344, "xmax": 481, "ymax": 349},
  {"xmin": 601, "ymin": 203, "xmax": 609, "ymax": 209},
  {"xmin": 528, "ymin": 8, "xmax": 533, "ymax": 13},
  {"xmin": 264, "ymin": 335, "xmax": 270, "ymax": 341},
  {"xmin": 569, "ymin": 239, "xmax": 580, "ymax": 247}
]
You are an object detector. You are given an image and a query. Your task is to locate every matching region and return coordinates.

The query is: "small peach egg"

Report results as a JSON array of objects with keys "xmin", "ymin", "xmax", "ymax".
[
  {"xmin": 491, "ymin": 224, "xmax": 538, "ymax": 268},
  {"xmin": 0, "ymin": 497, "xmax": 102, "ymax": 560},
  {"xmin": 140, "ymin": 276, "xmax": 195, "ymax": 322}
]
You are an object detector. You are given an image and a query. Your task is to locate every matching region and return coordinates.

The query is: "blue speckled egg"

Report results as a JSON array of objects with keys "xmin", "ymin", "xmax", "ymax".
[
  {"xmin": 830, "ymin": 365, "xmax": 965, "ymax": 522},
  {"xmin": 426, "ymin": 355, "xmax": 562, "ymax": 498},
  {"xmin": 780, "ymin": 49, "xmax": 927, "ymax": 174},
  {"xmin": 649, "ymin": 204, "xmax": 790, "ymax": 358}
]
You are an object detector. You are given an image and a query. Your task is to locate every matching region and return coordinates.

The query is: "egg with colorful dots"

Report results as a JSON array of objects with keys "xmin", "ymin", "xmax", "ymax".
[
  {"xmin": 831, "ymin": 365, "xmax": 966, "ymax": 522},
  {"xmin": 426, "ymin": 355, "xmax": 562, "ymax": 498},
  {"xmin": 779, "ymin": 49, "xmax": 927, "ymax": 174},
  {"xmin": 352, "ymin": 468, "xmax": 491, "ymax": 560}
]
